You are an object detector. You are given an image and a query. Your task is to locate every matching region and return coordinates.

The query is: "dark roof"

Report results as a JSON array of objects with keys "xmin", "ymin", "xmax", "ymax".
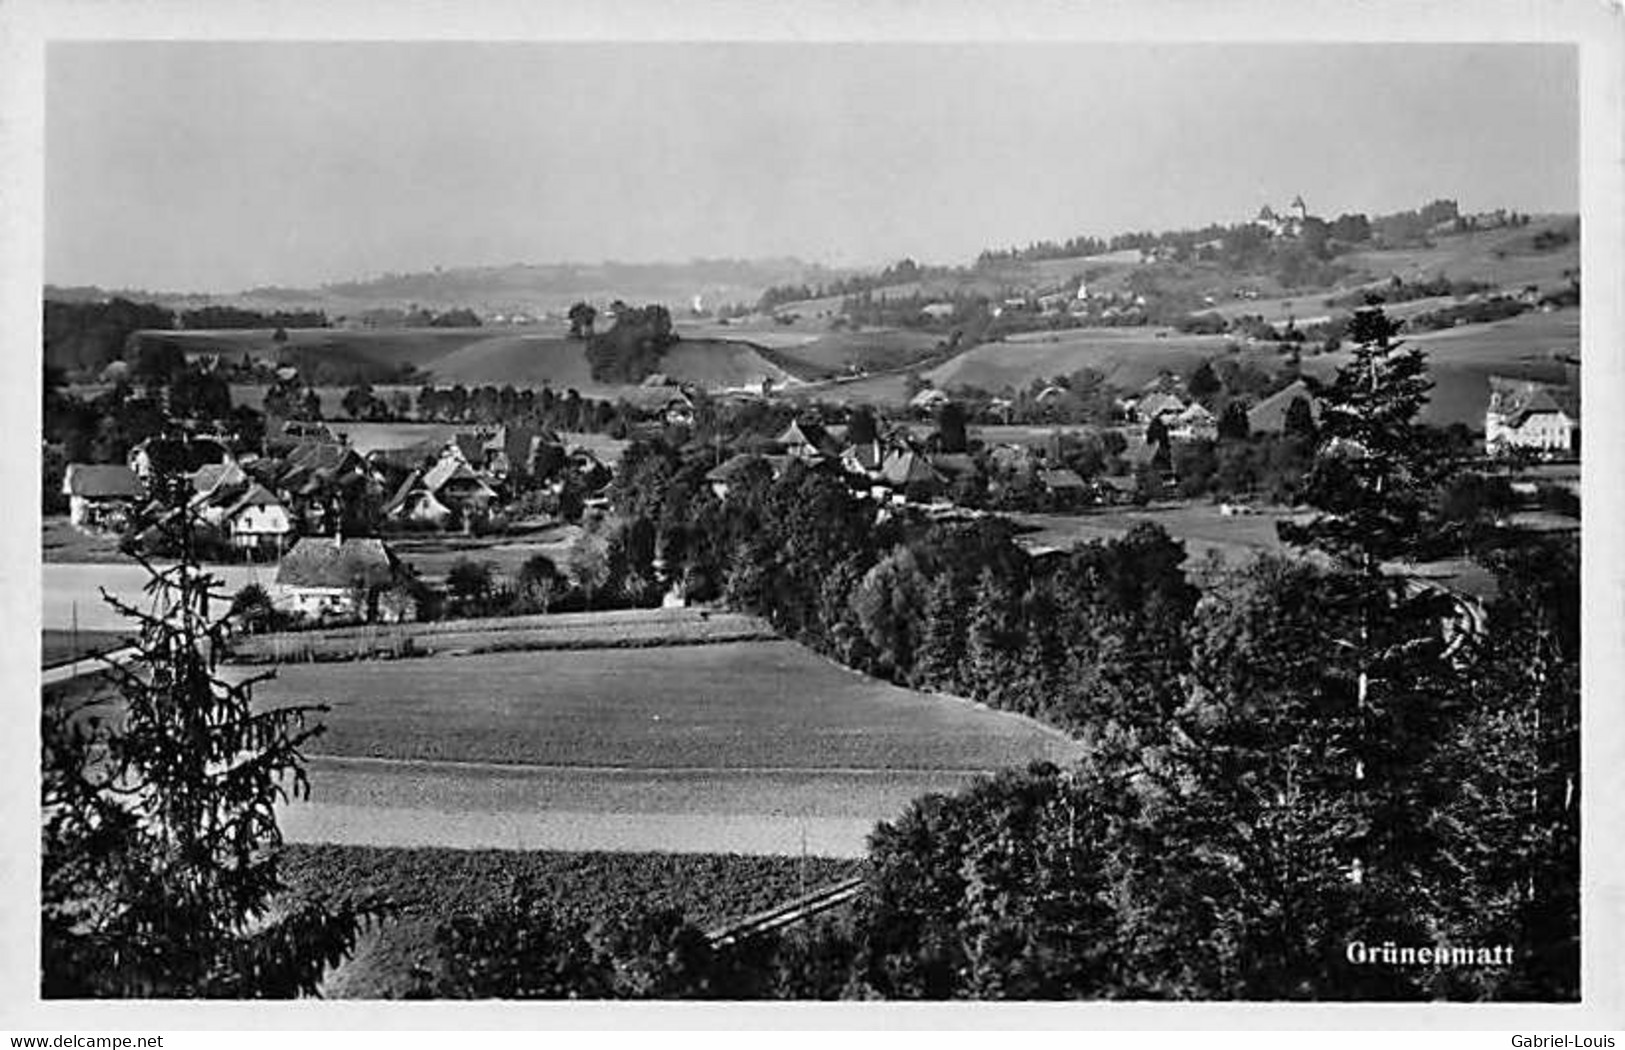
[
  {"xmin": 223, "ymin": 483, "xmax": 284, "ymax": 520},
  {"xmin": 1040, "ymin": 468, "xmax": 1088, "ymax": 490},
  {"xmin": 190, "ymin": 461, "xmax": 248, "ymax": 498},
  {"xmin": 1247, "ymin": 380, "xmax": 1320, "ymax": 434},
  {"xmin": 275, "ymin": 537, "xmax": 401, "ymax": 590},
  {"xmin": 64, "ymin": 464, "xmax": 144, "ymax": 499},
  {"xmin": 842, "ymin": 441, "xmax": 885, "ymax": 472},
  {"xmin": 777, "ymin": 420, "xmax": 840, "ymax": 456},
  {"xmin": 424, "ymin": 454, "xmax": 497, "ymax": 496},
  {"xmin": 285, "ymin": 440, "xmax": 358, "ymax": 475},
  {"xmin": 451, "ymin": 433, "xmax": 486, "ymax": 467},
  {"xmin": 706, "ymin": 453, "xmax": 769, "ymax": 484},
  {"xmin": 367, "ymin": 438, "xmax": 444, "ymax": 472},
  {"xmin": 880, "ymin": 450, "xmax": 942, "ymax": 488},
  {"xmin": 1489, "ymin": 375, "xmax": 1580, "ymax": 422},
  {"xmin": 484, "ymin": 425, "xmax": 543, "ymax": 472}
]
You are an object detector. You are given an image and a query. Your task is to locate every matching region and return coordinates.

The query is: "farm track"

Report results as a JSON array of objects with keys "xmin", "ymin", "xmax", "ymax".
[{"xmin": 707, "ymin": 875, "xmax": 866, "ymax": 946}]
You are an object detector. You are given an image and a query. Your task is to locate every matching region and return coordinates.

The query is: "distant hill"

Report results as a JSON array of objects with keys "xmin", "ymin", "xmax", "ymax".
[{"xmin": 50, "ymin": 258, "xmax": 857, "ymax": 319}]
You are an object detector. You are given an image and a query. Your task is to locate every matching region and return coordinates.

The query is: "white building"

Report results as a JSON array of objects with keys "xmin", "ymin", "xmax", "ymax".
[{"xmin": 1485, "ymin": 376, "xmax": 1579, "ymax": 456}]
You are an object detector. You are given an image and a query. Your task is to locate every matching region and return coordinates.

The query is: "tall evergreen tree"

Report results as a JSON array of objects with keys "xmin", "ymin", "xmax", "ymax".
[
  {"xmin": 42, "ymin": 471, "xmax": 376, "ymax": 996},
  {"xmin": 1274, "ymin": 304, "xmax": 1461, "ymax": 894}
]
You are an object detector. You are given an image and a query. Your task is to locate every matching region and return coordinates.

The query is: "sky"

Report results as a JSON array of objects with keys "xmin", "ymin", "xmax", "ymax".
[{"xmin": 45, "ymin": 42, "xmax": 1577, "ymax": 293}]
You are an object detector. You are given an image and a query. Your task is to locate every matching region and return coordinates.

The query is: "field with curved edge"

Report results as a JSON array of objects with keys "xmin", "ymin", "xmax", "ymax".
[
  {"xmin": 1299, "ymin": 309, "xmax": 1578, "ymax": 427},
  {"xmin": 925, "ymin": 327, "xmax": 1236, "ymax": 394},
  {"xmin": 242, "ymin": 641, "xmax": 1080, "ymax": 772}
]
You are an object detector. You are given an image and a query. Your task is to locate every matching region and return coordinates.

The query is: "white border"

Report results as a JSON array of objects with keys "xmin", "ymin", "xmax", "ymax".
[{"xmin": 3, "ymin": 0, "xmax": 1621, "ymax": 1033}]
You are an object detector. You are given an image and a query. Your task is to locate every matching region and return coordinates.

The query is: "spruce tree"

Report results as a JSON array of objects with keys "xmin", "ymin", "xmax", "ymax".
[
  {"xmin": 1274, "ymin": 305, "xmax": 1460, "ymax": 901},
  {"xmin": 41, "ymin": 465, "xmax": 376, "ymax": 997}
]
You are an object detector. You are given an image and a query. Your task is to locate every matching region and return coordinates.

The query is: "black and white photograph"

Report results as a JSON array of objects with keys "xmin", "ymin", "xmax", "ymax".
[{"xmin": 6, "ymin": 0, "xmax": 1623, "ymax": 1030}]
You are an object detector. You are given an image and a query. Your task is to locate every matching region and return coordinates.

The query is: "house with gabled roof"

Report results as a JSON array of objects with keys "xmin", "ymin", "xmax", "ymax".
[
  {"xmin": 62, "ymin": 464, "xmax": 145, "ymax": 533},
  {"xmin": 1169, "ymin": 402, "xmax": 1218, "ymax": 442},
  {"xmin": 222, "ymin": 483, "xmax": 293, "ymax": 554},
  {"xmin": 879, "ymin": 449, "xmax": 945, "ymax": 496},
  {"xmin": 382, "ymin": 468, "xmax": 455, "ymax": 526},
  {"xmin": 1485, "ymin": 376, "xmax": 1579, "ymax": 456},
  {"xmin": 776, "ymin": 419, "xmax": 842, "ymax": 461},
  {"xmin": 1247, "ymin": 379, "xmax": 1321, "ymax": 434},
  {"xmin": 1134, "ymin": 391, "xmax": 1187, "ymax": 426},
  {"xmin": 423, "ymin": 448, "xmax": 500, "ymax": 512},
  {"xmin": 705, "ymin": 453, "xmax": 777, "ymax": 500},
  {"xmin": 481, "ymin": 425, "xmax": 551, "ymax": 483},
  {"xmin": 841, "ymin": 440, "xmax": 886, "ymax": 480},
  {"xmin": 188, "ymin": 460, "xmax": 251, "ymax": 527},
  {"xmin": 273, "ymin": 535, "xmax": 409, "ymax": 623}
]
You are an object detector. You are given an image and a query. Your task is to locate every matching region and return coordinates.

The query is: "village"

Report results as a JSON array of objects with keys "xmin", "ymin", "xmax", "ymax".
[{"xmin": 52, "ymin": 357, "xmax": 1579, "ymax": 634}]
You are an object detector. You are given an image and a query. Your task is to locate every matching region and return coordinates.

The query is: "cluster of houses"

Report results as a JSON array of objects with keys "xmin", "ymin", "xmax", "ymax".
[
  {"xmin": 704, "ymin": 418, "xmax": 1102, "ymax": 508},
  {"xmin": 56, "ymin": 419, "xmax": 624, "ymax": 623}
]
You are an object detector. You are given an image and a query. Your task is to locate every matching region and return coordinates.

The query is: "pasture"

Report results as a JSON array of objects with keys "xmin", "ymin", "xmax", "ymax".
[
  {"xmin": 925, "ymin": 328, "xmax": 1236, "ymax": 394},
  {"xmin": 764, "ymin": 329, "xmax": 947, "ymax": 379},
  {"xmin": 1338, "ymin": 218, "xmax": 1579, "ymax": 291},
  {"xmin": 1013, "ymin": 503, "xmax": 1299, "ymax": 565},
  {"xmin": 143, "ymin": 326, "xmax": 496, "ymax": 370},
  {"xmin": 1299, "ymin": 309, "xmax": 1578, "ymax": 427}
]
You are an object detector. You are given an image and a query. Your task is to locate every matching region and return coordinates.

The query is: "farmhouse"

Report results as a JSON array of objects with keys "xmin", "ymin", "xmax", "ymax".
[
  {"xmin": 776, "ymin": 420, "xmax": 841, "ymax": 461},
  {"xmin": 273, "ymin": 535, "xmax": 409, "ymax": 623},
  {"xmin": 423, "ymin": 452, "xmax": 500, "ymax": 513},
  {"xmin": 841, "ymin": 440, "xmax": 886, "ymax": 480},
  {"xmin": 481, "ymin": 424, "xmax": 551, "ymax": 482},
  {"xmin": 382, "ymin": 469, "xmax": 454, "ymax": 526},
  {"xmin": 1247, "ymin": 379, "xmax": 1321, "ymax": 434},
  {"xmin": 1168, "ymin": 402, "xmax": 1218, "ymax": 442},
  {"xmin": 188, "ymin": 460, "xmax": 251, "ymax": 526},
  {"xmin": 1485, "ymin": 376, "xmax": 1579, "ymax": 456},
  {"xmin": 879, "ymin": 449, "xmax": 944, "ymax": 498},
  {"xmin": 909, "ymin": 388, "xmax": 951, "ymax": 415},
  {"xmin": 222, "ymin": 483, "xmax": 293, "ymax": 553},
  {"xmin": 1134, "ymin": 391, "xmax": 1188, "ymax": 426},
  {"xmin": 62, "ymin": 464, "xmax": 145, "ymax": 533},
  {"xmin": 705, "ymin": 453, "xmax": 788, "ymax": 500}
]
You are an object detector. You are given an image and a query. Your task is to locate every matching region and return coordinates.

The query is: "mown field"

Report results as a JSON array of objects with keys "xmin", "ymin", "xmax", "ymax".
[
  {"xmin": 142, "ymin": 326, "xmax": 496, "ymax": 370},
  {"xmin": 282, "ymin": 844, "xmax": 861, "ymax": 998},
  {"xmin": 1012, "ymin": 504, "xmax": 1300, "ymax": 565},
  {"xmin": 1299, "ymin": 309, "xmax": 1578, "ymax": 427},
  {"xmin": 925, "ymin": 327, "xmax": 1238, "ymax": 394},
  {"xmin": 763, "ymin": 329, "xmax": 947, "ymax": 380},
  {"xmin": 242, "ymin": 640, "xmax": 1080, "ymax": 772}
]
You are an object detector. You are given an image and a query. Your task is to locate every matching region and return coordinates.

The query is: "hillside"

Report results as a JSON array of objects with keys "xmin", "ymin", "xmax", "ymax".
[
  {"xmin": 926, "ymin": 328, "xmax": 1238, "ymax": 394},
  {"xmin": 1302, "ymin": 310, "xmax": 1579, "ymax": 427},
  {"xmin": 771, "ymin": 215, "xmax": 1579, "ymax": 322},
  {"xmin": 49, "ymin": 258, "xmax": 855, "ymax": 320}
]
